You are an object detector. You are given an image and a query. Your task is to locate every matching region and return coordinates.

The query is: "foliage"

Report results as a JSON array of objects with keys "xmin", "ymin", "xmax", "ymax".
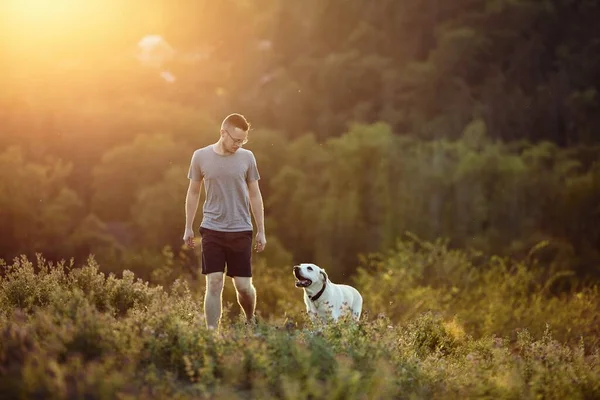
[
  {"xmin": 2, "ymin": 120, "xmax": 600, "ymax": 283},
  {"xmin": 354, "ymin": 235, "xmax": 600, "ymax": 350},
  {"xmin": 264, "ymin": 124, "xmax": 600, "ymax": 279},
  {"xmin": 0, "ymin": 253, "xmax": 598, "ymax": 399}
]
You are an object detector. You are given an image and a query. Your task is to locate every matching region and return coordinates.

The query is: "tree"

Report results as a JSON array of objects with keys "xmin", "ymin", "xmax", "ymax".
[
  {"xmin": 0, "ymin": 146, "xmax": 83, "ymax": 260},
  {"xmin": 91, "ymin": 133, "xmax": 188, "ymax": 222}
]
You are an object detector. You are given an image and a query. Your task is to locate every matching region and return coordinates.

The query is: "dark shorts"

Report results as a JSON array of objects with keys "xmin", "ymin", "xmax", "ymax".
[{"xmin": 199, "ymin": 227, "xmax": 253, "ymax": 277}]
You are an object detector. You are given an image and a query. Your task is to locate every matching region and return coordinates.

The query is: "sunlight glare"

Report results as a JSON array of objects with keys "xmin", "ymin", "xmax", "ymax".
[{"xmin": 6, "ymin": 0, "xmax": 88, "ymax": 30}]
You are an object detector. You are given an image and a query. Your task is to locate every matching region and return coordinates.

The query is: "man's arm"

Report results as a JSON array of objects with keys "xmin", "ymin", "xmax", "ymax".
[
  {"xmin": 183, "ymin": 179, "xmax": 202, "ymax": 247},
  {"xmin": 248, "ymin": 180, "xmax": 266, "ymax": 252}
]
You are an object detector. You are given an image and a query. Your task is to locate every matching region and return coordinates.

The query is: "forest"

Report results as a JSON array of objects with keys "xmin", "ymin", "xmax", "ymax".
[{"xmin": 2, "ymin": 0, "xmax": 599, "ymax": 282}]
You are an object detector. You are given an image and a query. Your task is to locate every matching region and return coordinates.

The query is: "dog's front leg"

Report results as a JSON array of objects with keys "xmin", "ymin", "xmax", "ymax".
[
  {"xmin": 304, "ymin": 297, "xmax": 318, "ymax": 322},
  {"xmin": 329, "ymin": 301, "xmax": 342, "ymax": 322}
]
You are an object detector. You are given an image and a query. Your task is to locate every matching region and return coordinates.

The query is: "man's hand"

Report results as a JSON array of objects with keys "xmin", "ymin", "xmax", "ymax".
[
  {"xmin": 183, "ymin": 228, "xmax": 195, "ymax": 248},
  {"xmin": 254, "ymin": 232, "xmax": 266, "ymax": 252}
]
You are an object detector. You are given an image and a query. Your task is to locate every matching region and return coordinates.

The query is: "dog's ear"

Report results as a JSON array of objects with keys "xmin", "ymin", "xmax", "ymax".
[{"xmin": 320, "ymin": 270, "xmax": 328, "ymax": 282}]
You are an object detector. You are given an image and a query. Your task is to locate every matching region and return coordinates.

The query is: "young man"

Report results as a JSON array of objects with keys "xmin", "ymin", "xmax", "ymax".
[{"xmin": 183, "ymin": 113, "xmax": 266, "ymax": 330}]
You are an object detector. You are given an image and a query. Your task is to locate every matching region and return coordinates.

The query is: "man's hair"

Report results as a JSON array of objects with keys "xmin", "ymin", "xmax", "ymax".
[{"xmin": 222, "ymin": 113, "xmax": 250, "ymax": 132}]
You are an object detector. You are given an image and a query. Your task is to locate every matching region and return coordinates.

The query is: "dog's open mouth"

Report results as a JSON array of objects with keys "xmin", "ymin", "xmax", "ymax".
[
  {"xmin": 295, "ymin": 278, "xmax": 312, "ymax": 288},
  {"xmin": 294, "ymin": 269, "xmax": 312, "ymax": 288}
]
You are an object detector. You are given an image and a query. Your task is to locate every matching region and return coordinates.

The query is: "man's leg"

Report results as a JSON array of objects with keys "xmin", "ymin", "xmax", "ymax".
[
  {"xmin": 226, "ymin": 230, "xmax": 255, "ymax": 323},
  {"xmin": 204, "ymin": 272, "xmax": 225, "ymax": 330},
  {"xmin": 232, "ymin": 277, "xmax": 256, "ymax": 323}
]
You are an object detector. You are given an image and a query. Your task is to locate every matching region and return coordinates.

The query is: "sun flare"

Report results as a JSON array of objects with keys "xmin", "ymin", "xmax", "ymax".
[
  {"xmin": 5, "ymin": 0, "xmax": 90, "ymax": 31},
  {"xmin": 4, "ymin": 0, "xmax": 140, "ymax": 67}
]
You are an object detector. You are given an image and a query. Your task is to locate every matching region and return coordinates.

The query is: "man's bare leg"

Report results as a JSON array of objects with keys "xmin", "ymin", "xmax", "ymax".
[
  {"xmin": 204, "ymin": 272, "xmax": 225, "ymax": 330},
  {"xmin": 233, "ymin": 277, "xmax": 256, "ymax": 323}
]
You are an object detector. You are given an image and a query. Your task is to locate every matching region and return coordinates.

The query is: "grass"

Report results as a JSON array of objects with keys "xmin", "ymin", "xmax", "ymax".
[{"xmin": 1, "ymin": 242, "xmax": 599, "ymax": 399}]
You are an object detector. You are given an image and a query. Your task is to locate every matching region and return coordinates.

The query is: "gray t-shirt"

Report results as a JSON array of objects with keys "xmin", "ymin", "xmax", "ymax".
[{"xmin": 187, "ymin": 144, "xmax": 260, "ymax": 232}]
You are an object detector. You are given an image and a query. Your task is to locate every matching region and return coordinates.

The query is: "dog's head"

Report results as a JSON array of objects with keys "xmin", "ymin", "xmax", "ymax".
[{"xmin": 293, "ymin": 263, "xmax": 328, "ymax": 288}]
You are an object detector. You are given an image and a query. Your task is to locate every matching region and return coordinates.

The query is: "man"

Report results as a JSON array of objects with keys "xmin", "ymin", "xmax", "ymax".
[{"xmin": 183, "ymin": 113, "xmax": 266, "ymax": 331}]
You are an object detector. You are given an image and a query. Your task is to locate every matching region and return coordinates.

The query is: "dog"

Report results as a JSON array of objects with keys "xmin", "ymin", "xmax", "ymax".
[{"xmin": 293, "ymin": 263, "xmax": 363, "ymax": 322}]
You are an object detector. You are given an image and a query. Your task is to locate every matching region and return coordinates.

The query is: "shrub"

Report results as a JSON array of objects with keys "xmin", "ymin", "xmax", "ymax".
[
  {"xmin": 0, "ymin": 253, "xmax": 598, "ymax": 399},
  {"xmin": 354, "ymin": 235, "xmax": 600, "ymax": 348}
]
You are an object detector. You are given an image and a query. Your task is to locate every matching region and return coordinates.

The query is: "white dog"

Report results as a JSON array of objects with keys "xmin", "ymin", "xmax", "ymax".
[{"xmin": 293, "ymin": 263, "xmax": 363, "ymax": 322}]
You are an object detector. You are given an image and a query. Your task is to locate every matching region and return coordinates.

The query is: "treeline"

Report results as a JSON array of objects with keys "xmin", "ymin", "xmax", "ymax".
[
  {"xmin": 1, "ymin": 0, "xmax": 600, "ymax": 284},
  {"xmin": 1, "ymin": 117, "xmax": 599, "ymax": 284}
]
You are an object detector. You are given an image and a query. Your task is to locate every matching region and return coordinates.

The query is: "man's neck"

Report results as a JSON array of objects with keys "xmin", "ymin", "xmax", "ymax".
[{"xmin": 213, "ymin": 140, "xmax": 229, "ymax": 156}]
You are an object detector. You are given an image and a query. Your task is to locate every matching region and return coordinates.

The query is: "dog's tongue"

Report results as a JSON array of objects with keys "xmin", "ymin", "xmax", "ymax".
[{"xmin": 295, "ymin": 279, "xmax": 311, "ymax": 287}]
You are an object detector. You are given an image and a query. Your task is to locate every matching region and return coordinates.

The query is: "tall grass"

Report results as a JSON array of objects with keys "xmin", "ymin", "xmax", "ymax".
[{"xmin": 1, "ymin": 241, "xmax": 598, "ymax": 399}]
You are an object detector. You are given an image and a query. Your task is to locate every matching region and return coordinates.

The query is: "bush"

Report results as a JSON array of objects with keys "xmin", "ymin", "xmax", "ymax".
[
  {"xmin": 354, "ymin": 234, "xmax": 600, "ymax": 349},
  {"xmin": 0, "ymin": 253, "xmax": 598, "ymax": 399}
]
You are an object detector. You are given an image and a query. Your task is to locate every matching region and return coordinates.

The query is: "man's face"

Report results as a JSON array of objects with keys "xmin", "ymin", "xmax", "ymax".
[{"xmin": 222, "ymin": 127, "xmax": 248, "ymax": 153}]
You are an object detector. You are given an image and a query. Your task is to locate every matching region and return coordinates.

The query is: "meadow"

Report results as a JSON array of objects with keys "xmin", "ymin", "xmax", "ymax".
[{"xmin": 2, "ymin": 237, "xmax": 598, "ymax": 399}]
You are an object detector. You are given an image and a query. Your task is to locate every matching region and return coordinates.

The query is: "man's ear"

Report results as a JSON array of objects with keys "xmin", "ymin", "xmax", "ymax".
[{"xmin": 320, "ymin": 270, "xmax": 328, "ymax": 282}]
